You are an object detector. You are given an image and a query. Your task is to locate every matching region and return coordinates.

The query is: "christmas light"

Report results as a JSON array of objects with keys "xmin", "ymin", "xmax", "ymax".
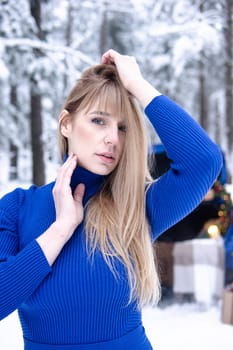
[{"xmin": 207, "ymin": 224, "xmax": 220, "ymax": 238}]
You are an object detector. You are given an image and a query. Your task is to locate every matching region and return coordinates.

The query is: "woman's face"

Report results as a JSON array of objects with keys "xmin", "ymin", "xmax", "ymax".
[{"xmin": 60, "ymin": 102, "xmax": 127, "ymax": 175}]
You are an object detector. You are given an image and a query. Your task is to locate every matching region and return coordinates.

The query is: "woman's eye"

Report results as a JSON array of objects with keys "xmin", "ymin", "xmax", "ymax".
[
  {"xmin": 92, "ymin": 118, "xmax": 104, "ymax": 125},
  {"xmin": 119, "ymin": 125, "xmax": 127, "ymax": 133}
]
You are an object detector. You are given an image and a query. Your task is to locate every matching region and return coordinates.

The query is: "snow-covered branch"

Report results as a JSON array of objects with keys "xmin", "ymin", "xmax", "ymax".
[
  {"xmin": 81, "ymin": 0, "xmax": 134, "ymax": 14},
  {"xmin": 1, "ymin": 38, "xmax": 95, "ymax": 65},
  {"xmin": 149, "ymin": 21, "xmax": 217, "ymax": 38}
]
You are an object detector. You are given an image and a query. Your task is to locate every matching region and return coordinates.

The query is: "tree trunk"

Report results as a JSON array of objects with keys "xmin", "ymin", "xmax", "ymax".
[
  {"xmin": 63, "ymin": 0, "xmax": 74, "ymax": 93},
  {"xmin": 99, "ymin": 8, "xmax": 108, "ymax": 56},
  {"xmin": 30, "ymin": 92, "xmax": 45, "ymax": 186},
  {"xmin": 66, "ymin": 0, "xmax": 73, "ymax": 47},
  {"xmin": 214, "ymin": 101, "xmax": 221, "ymax": 146},
  {"xmin": 29, "ymin": 0, "xmax": 45, "ymax": 186},
  {"xmin": 198, "ymin": 2, "xmax": 208, "ymax": 132},
  {"xmin": 198, "ymin": 57, "xmax": 208, "ymax": 132},
  {"xmin": 9, "ymin": 85, "xmax": 19, "ymax": 180},
  {"xmin": 224, "ymin": 0, "xmax": 233, "ymax": 154}
]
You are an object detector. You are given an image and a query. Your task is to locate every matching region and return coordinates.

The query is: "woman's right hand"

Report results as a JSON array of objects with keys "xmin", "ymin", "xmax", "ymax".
[
  {"xmin": 36, "ymin": 154, "xmax": 85, "ymax": 265},
  {"xmin": 53, "ymin": 153, "xmax": 85, "ymax": 240}
]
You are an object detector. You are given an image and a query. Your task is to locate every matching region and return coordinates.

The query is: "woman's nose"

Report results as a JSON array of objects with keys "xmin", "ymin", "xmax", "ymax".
[{"xmin": 104, "ymin": 128, "xmax": 119, "ymax": 145}]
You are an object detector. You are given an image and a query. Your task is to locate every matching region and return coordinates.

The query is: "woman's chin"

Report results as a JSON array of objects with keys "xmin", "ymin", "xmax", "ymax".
[{"xmin": 85, "ymin": 164, "xmax": 114, "ymax": 176}]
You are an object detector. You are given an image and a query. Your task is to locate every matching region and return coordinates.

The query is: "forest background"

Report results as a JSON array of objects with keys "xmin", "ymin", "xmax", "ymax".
[{"xmin": 0, "ymin": 0, "xmax": 233, "ymax": 187}]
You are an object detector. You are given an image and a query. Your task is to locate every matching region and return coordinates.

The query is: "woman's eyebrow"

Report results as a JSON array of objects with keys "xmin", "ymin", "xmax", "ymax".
[
  {"xmin": 89, "ymin": 110, "xmax": 125, "ymax": 123},
  {"xmin": 89, "ymin": 111, "xmax": 111, "ymax": 117}
]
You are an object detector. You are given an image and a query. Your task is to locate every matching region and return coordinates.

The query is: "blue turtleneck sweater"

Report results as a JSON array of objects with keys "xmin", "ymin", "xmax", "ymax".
[{"xmin": 0, "ymin": 96, "xmax": 222, "ymax": 349}]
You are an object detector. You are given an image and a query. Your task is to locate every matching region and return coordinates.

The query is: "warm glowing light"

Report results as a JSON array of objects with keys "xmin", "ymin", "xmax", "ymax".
[{"xmin": 207, "ymin": 224, "xmax": 220, "ymax": 238}]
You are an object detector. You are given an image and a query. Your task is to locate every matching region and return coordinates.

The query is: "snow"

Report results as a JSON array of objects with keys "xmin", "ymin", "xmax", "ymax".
[
  {"xmin": 226, "ymin": 184, "xmax": 233, "ymax": 200},
  {"xmin": 0, "ymin": 303, "xmax": 233, "ymax": 349},
  {"xmin": 1, "ymin": 38, "xmax": 95, "ymax": 65},
  {"xmin": 1, "ymin": 2, "xmax": 233, "ymax": 347},
  {"xmin": 0, "ymin": 59, "xmax": 9, "ymax": 81},
  {"xmin": 143, "ymin": 303, "xmax": 233, "ymax": 349}
]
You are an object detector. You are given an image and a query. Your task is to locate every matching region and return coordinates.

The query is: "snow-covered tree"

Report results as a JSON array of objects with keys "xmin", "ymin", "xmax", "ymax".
[{"xmin": 0, "ymin": 0, "xmax": 232, "ymax": 183}]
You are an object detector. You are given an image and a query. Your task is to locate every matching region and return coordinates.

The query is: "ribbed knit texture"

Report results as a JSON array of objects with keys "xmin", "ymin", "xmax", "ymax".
[
  {"xmin": 0, "ymin": 95, "xmax": 222, "ymax": 349},
  {"xmin": 145, "ymin": 96, "xmax": 222, "ymax": 239}
]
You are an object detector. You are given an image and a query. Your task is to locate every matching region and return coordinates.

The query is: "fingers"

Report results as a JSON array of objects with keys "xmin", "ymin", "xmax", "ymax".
[
  {"xmin": 73, "ymin": 183, "xmax": 85, "ymax": 203},
  {"xmin": 101, "ymin": 50, "xmax": 143, "ymax": 97},
  {"xmin": 102, "ymin": 49, "xmax": 136, "ymax": 65},
  {"xmin": 101, "ymin": 49, "xmax": 120, "ymax": 65},
  {"xmin": 54, "ymin": 153, "xmax": 77, "ymax": 194}
]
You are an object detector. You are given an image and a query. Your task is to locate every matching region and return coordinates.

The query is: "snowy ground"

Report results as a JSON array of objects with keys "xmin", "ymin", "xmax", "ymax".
[
  {"xmin": 0, "ymin": 302, "xmax": 233, "ymax": 349},
  {"xmin": 143, "ymin": 302, "xmax": 233, "ymax": 349}
]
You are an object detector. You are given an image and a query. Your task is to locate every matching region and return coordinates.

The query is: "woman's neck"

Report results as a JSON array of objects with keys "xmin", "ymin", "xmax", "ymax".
[{"xmin": 70, "ymin": 165, "xmax": 107, "ymax": 205}]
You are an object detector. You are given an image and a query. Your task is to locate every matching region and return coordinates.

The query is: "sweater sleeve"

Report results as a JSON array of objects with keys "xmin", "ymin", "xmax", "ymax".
[
  {"xmin": 145, "ymin": 95, "xmax": 223, "ymax": 241},
  {"xmin": 0, "ymin": 188, "xmax": 52, "ymax": 320}
]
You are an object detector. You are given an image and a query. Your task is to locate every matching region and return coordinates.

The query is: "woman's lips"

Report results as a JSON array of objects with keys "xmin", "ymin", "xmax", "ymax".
[{"xmin": 97, "ymin": 153, "xmax": 115, "ymax": 164}]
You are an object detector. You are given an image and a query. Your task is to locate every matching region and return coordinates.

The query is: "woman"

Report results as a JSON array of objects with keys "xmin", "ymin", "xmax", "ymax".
[{"xmin": 0, "ymin": 50, "xmax": 222, "ymax": 349}]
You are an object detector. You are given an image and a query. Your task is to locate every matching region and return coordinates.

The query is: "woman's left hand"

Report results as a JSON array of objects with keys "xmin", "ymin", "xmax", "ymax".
[
  {"xmin": 101, "ymin": 49, "xmax": 161, "ymax": 108},
  {"xmin": 101, "ymin": 49, "xmax": 143, "ymax": 95}
]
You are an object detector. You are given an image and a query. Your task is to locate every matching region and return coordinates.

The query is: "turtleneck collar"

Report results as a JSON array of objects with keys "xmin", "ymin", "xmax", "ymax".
[{"xmin": 64, "ymin": 155, "xmax": 108, "ymax": 205}]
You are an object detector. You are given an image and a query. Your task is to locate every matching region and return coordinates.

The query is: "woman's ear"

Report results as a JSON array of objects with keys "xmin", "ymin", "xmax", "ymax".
[{"xmin": 59, "ymin": 109, "xmax": 72, "ymax": 137}]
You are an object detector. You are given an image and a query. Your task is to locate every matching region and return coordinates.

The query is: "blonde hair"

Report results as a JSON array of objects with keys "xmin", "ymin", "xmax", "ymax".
[{"xmin": 58, "ymin": 64, "xmax": 161, "ymax": 308}]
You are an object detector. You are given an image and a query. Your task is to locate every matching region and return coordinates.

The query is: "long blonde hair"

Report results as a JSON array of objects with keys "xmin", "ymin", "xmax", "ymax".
[{"xmin": 58, "ymin": 64, "xmax": 161, "ymax": 308}]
